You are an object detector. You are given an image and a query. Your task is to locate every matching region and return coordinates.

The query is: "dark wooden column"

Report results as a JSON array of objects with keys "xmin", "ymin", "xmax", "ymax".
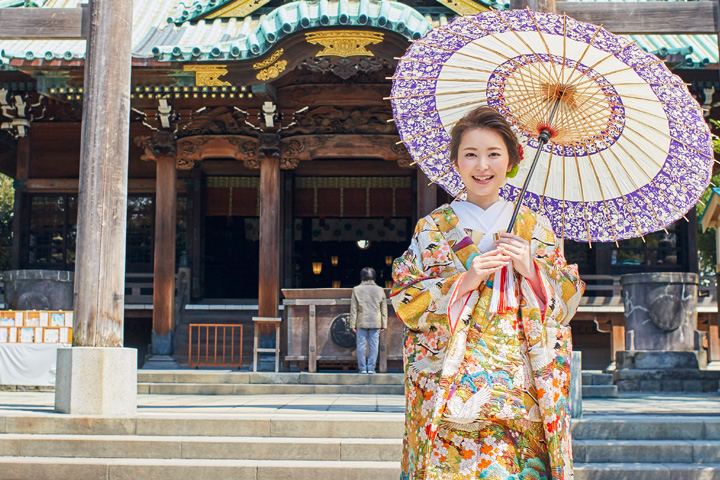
[
  {"xmin": 152, "ymin": 153, "xmax": 177, "ymax": 354},
  {"xmin": 73, "ymin": 0, "xmax": 133, "ymax": 347},
  {"xmin": 416, "ymin": 168, "xmax": 438, "ymax": 218},
  {"xmin": 11, "ymin": 135, "xmax": 29, "ymax": 270},
  {"xmin": 258, "ymin": 134, "xmax": 281, "ymax": 318}
]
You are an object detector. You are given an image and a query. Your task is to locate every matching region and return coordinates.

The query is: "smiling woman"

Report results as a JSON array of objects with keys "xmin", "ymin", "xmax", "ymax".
[{"xmin": 391, "ymin": 106, "xmax": 584, "ymax": 480}]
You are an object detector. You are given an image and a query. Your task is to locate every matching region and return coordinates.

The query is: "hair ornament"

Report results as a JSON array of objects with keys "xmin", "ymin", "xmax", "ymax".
[
  {"xmin": 507, "ymin": 164, "xmax": 519, "ymax": 178},
  {"xmin": 517, "ymin": 144, "xmax": 524, "ymax": 161}
]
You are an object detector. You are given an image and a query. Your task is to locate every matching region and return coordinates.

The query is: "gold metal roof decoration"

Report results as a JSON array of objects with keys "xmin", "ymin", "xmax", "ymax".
[
  {"xmin": 305, "ymin": 31, "xmax": 384, "ymax": 58},
  {"xmin": 435, "ymin": 0, "xmax": 490, "ymax": 15},
  {"xmin": 206, "ymin": 0, "xmax": 273, "ymax": 19},
  {"xmin": 253, "ymin": 49, "xmax": 287, "ymax": 81},
  {"xmin": 183, "ymin": 65, "xmax": 232, "ymax": 87},
  {"xmin": 253, "ymin": 49, "xmax": 284, "ymax": 70},
  {"xmin": 256, "ymin": 61, "xmax": 287, "ymax": 81}
]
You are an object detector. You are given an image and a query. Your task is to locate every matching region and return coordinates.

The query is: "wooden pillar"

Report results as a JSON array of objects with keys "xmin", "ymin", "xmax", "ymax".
[
  {"xmin": 73, "ymin": 0, "xmax": 133, "ymax": 347},
  {"xmin": 416, "ymin": 168, "xmax": 437, "ymax": 219},
  {"xmin": 11, "ymin": 136, "xmax": 29, "ymax": 270},
  {"xmin": 258, "ymin": 154, "xmax": 280, "ymax": 318},
  {"xmin": 151, "ymin": 153, "xmax": 177, "ymax": 354},
  {"xmin": 190, "ymin": 170, "xmax": 203, "ymax": 299}
]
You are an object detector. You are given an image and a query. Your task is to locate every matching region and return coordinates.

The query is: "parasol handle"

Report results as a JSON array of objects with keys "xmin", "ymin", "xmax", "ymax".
[
  {"xmin": 505, "ymin": 127, "xmax": 552, "ymax": 233},
  {"xmin": 506, "ymin": 95, "xmax": 562, "ymax": 233}
]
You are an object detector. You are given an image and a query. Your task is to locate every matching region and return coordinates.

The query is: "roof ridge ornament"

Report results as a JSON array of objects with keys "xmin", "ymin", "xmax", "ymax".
[
  {"xmin": 306, "ymin": 31, "xmax": 384, "ymax": 57},
  {"xmin": 182, "ymin": 65, "xmax": 231, "ymax": 86}
]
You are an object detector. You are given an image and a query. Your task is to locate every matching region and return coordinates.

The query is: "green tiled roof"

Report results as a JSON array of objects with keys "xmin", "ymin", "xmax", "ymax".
[
  {"xmin": 171, "ymin": 0, "xmax": 506, "ymax": 25},
  {"xmin": 171, "ymin": 0, "xmax": 232, "ymax": 24},
  {"xmin": 156, "ymin": 0, "xmax": 432, "ymax": 61},
  {"xmin": 0, "ymin": 0, "xmax": 717, "ymax": 67}
]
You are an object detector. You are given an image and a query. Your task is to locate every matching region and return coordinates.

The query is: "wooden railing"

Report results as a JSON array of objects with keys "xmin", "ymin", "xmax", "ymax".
[{"xmin": 188, "ymin": 323, "xmax": 244, "ymax": 369}]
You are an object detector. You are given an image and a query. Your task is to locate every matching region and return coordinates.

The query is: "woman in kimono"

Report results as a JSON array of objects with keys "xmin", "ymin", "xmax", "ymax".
[{"xmin": 391, "ymin": 106, "xmax": 584, "ymax": 480}]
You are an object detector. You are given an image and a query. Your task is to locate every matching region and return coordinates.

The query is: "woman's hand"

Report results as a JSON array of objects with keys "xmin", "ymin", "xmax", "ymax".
[
  {"xmin": 495, "ymin": 233, "xmax": 536, "ymax": 280},
  {"xmin": 456, "ymin": 249, "xmax": 509, "ymax": 297}
]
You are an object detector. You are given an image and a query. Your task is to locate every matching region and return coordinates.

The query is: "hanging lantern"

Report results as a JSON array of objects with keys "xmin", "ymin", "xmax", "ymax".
[
  {"xmin": 385, "ymin": 255, "xmax": 393, "ymax": 267},
  {"xmin": 312, "ymin": 262, "xmax": 322, "ymax": 275},
  {"xmin": 331, "ymin": 255, "xmax": 339, "ymax": 267},
  {"xmin": 332, "ymin": 280, "xmax": 341, "ymax": 288}
]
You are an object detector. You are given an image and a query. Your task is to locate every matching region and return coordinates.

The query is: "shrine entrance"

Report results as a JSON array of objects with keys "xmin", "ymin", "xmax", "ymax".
[
  {"xmin": 291, "ymin": 174, "xmax": 414, "ymax": 289},
  {"xmin": 203, "ymin": 176, "xmax": 260, "ymax": 299}
]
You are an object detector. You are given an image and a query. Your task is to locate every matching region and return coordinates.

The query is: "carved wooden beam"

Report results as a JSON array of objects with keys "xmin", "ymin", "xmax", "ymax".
[
  {"xmin": 176, "ymin": 135, "xmax": 258, "ymax": 169},
  {"xmin": 279, "ymin": 134, "xmax": 414, "ymax": 168},
  {"xmin": 134, "ymin": 131, "xmax": 177, "ymax": 163}
]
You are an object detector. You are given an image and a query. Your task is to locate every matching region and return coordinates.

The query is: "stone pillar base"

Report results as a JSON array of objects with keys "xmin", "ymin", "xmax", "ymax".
[
  {"xmin": 55, "ymin": 347, "xmax": 137, "ymax": 415},
  {"xmin": 617, "ymin": 350, "xmax": 707, "ymax": 370}
]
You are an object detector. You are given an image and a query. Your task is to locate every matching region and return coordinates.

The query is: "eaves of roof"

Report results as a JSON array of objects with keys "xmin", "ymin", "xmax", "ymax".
[
  {"xmin": 170, "ymin": 0, "xmax": 505, "ymax": 25},
  {"xmin": 171, "ymin": 0, "xmax": 234, "ymax": 24},
  {"xmin": 155, "ymin": 0, "xmax": 432, "ymax": 62}
]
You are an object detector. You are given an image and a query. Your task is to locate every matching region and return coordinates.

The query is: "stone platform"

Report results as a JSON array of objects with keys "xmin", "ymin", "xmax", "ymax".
[
  {"xmin": 614, "ymin": 351, "xmax": 720, "ymax": 393},
  {"xmin": 0, "ymin": 391, "xmax": 718, "ymax": 479}
]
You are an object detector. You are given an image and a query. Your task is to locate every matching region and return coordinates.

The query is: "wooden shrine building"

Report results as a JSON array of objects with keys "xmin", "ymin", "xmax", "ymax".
[{"xmin": 0, "ymin": 0, "xmax": 719, "ymax": 369}]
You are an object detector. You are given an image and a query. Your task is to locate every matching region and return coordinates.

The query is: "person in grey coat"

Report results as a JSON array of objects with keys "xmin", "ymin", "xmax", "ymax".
[{"xmin": 349, "ymin": 267, "xmax": 388, "ymax": 374}]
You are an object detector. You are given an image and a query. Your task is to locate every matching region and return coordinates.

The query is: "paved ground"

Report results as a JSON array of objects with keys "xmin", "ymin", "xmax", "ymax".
[{"xmin": 0, "ymin": 391, "xmax": 717, "ymax": 418}]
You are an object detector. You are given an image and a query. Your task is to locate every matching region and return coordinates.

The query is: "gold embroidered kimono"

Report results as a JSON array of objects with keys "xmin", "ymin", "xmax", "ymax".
[{"xmin": 391, "ymin": 203, "xmax": 584, "ymax": 480}]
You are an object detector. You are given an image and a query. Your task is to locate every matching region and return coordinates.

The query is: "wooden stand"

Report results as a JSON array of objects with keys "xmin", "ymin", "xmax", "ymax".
[{"xmin": 252, "ymin": 316, "xmax": 281, "ymax": 372}]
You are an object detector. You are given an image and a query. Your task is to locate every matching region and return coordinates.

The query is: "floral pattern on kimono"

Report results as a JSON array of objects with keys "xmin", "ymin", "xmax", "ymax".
[{"xmin": 391, "ymin": 203, "xmax": 584, "ymax": 480}]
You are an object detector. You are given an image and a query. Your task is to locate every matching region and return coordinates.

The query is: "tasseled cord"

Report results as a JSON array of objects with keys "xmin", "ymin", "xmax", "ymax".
[{"xmin": 488, "ymin": 262, "xmax": 518, "ymax": 314}]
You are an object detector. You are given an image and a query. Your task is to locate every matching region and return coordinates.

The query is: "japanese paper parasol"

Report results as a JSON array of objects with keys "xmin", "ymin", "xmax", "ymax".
[{"xmin": 389, "ymin": 8, "xmax": 715, "ymax": 244}]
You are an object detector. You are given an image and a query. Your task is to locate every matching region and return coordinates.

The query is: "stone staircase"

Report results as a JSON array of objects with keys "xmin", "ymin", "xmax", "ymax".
[
  {"xmin": 138, "ymin": 370, "xmax": 617, "ymax": 398},
  {"xmin": 0, "ymin": 413, "xmax": 718, "ymax": 479}
]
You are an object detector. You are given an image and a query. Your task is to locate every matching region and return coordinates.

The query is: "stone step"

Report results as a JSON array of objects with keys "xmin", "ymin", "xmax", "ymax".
[
  {"xmin": 0, "ymin": 457, "xmax": 400, "ymax": 480},
  {"xmin": 572, "ymin": 416, "xmax": 720, "ymax": 441},
  {"xmin": 2, "ymin": 434, "xmax": 718, "ymax": 465},
  {"xmin": 575, "ymin": 440, "xmax": 720, "ymax": 464},
  {"xmin": 1, "ymin": 458, "xmax": 719, "ymax": 480},
  {"xmin": 582, "ymin": 371, "xmax": 614, "ymax": 386},
  {"xmin": 575, "ymin": 463, "xmax": 720, "ymax": 480},
  {"xmin": 0, "ymin": 415, "xmax": 405, "ymax": 438},
  {"xmin": 137, "ymin": 383, "xmax": 404, "ymax": 395},
  {"xmin": 0, "ymin": 434, "xmax": 403, "ymax": 462},
  {"xmin": 582, "ymin": 385, "xmax": 618, "ymax": 398},
  {"xmin": 137, "ymin": 371, "xmax": 404, "ymax": 385},
  {"xmin": 4, "ymin": 414, "xmax": 720, "ymax": 441}
]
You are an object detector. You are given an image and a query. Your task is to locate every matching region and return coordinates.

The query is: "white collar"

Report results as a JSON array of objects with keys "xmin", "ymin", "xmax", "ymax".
[{"xmin": 450, "ymin": 199, "xmax": 514, "ymax": 252}]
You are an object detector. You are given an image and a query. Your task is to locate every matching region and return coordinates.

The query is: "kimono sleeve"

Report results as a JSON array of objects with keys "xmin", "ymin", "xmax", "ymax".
[
  {"xmin": 390, "ymin": 216, "xmax": 463, "ymax": 332},
  {"xmin": 520, "ymin": 213, "xmax": 585, "ymax": 327}
]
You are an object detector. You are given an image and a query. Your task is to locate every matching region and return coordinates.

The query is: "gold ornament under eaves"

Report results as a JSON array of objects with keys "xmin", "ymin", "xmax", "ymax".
[
  {"xmin": 206, "ymin": 0, "xmax": 273, "ymax": 19},
  {"xmin": 305, "ymin": 31, "xmax": 384, "ymax": 58},
  {"xmin": 256, "ymin": 60, "xmax": 287, "ymax": 81},
  {"xmin": 253, "ymin": 49, "xmax": 284, "ymax": 70},
  {"xmin": 183, "ymin": 65, "xmax": 232, "ymax": 87},
  {"xmin": 435, "ymin": 0, "xmax": 489, "ymax": 15}
]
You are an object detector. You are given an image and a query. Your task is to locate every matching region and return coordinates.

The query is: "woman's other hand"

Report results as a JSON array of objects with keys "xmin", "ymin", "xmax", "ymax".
[{"xmin": 495, "ymin": 233, "xmax": 536, "ymax": 280}]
